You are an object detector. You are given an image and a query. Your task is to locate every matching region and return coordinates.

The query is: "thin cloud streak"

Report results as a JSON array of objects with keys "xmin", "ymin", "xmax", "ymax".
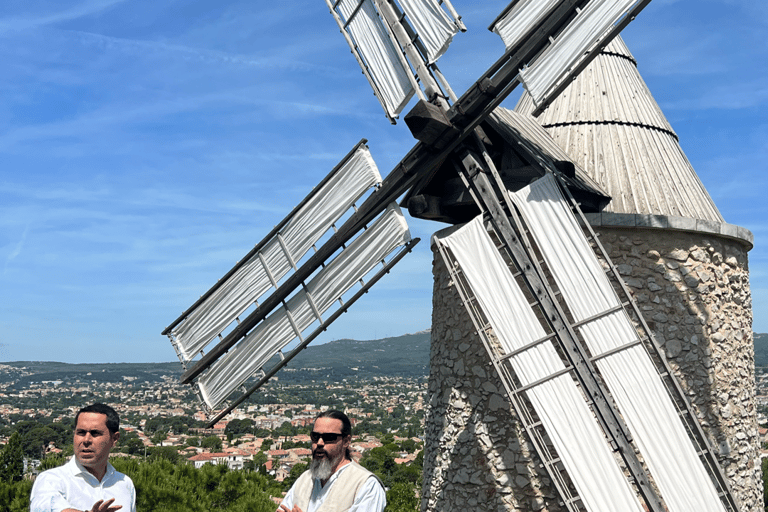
[
  {"xmin": 68, "ymin": 29, "xmax": 336, "ymax": 74},
  {"xmin": 0, "ymin": 0, "xmax": 129, "ymax": 33},
  {"xmin": 4, "ymin": 225, "xmax": 30, "ymax": 273}
]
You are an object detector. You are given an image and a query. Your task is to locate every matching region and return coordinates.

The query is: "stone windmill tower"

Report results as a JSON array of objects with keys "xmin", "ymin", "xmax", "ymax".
[{"xmin": 423, "ymin": 36, "xmax": 759, "ymax": 511}]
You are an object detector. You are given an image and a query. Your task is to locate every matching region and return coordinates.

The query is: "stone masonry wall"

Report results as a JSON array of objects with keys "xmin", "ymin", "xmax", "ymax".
[
  {"xmin": 423, "ymin": 227, "xmax": 760, "ymax": 511},
  {"xmin": 597, "ymin": 226, "xmax": 760, "ymax": 511},
  {"xmin": 423, "ymin": 253, "xmax": 564, "ymax": 512}
]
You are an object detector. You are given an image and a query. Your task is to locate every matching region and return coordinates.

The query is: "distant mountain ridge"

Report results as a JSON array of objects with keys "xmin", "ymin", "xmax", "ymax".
[
  {"xmin": 0, "ymin": 331, "xmax": 431, "ymax": 387},
  {"xmin": 5, "ymin": 331, "xmax": 765, "ymax": 387},
  {"xmin": 283, "ymin": 330, "xmax": 430, "ymax": 380}
]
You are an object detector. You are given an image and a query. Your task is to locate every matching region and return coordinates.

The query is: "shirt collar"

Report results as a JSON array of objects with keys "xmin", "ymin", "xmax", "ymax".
[
  {"xmin": 314, "ymin": 460, "xmax": 352, "ymax": 486},
  {"xmin": 68, "ymin": 455, "xmax": 115, "ymax": 482}
]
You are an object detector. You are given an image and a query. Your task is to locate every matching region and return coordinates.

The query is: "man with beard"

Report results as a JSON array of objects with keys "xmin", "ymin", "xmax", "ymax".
[
  {"xmin": 277, "ymin": 410, "xmax": 386, "ymax": 512},
  {"xmin": 30, "ymin": 403, "xmax": 136, "ymax": 512}
]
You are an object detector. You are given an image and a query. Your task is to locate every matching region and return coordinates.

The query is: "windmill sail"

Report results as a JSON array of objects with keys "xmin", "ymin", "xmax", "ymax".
[
  {"xmin": 434, "ymin": 217, "xmax": 646, "ymax": 512},
  {"xmin": 491, "ymin": 0, "xmax": 649, "ymax": 110},
  {"xmin": 327, "ymin": 0, "xmax": 463, "ymax": 121},
  {"xmin": 327, "ymin": 0, "xmax": 416, "ymax": 120},
  {"xmin": 196, "ymin": 203, "xmax": 414, "ymax": 410},
  {"xmin": 436, "ymin": 172, "xmax": 738, "ymax": 512},
  {"xmin": 509, "ymin": 175, "xmax": 728, "ymax": 512},
  {"xmin": 490, "ymin": 0, "xmax": 562, "ymax": 50},
  {"xmin": 394, "ymin": 0, "xmax": 461, "ymax": 63},
  {"xmin": 164, "ymin": 140, "xmax": 381, "ymax": 363}
]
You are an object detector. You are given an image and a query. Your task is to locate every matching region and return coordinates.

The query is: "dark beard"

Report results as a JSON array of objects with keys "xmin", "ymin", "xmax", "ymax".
[{"xmin": 309, "ymin": 450, "xmax": 343, "ymax": 481}]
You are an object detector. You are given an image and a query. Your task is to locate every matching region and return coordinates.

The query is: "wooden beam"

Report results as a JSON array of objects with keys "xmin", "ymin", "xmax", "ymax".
[{"xmin": 404, "ymin": 100, "xmax": 459, "ymax": 149}]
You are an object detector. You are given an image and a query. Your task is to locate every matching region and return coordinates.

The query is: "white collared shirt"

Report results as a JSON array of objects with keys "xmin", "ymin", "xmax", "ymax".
[
  {"xmin": 280, "ymin": 463, "xmax": 386, "ymax": 512},
  {"xmin": 30, "ymin": 456, "xmax": 136, "ymax": 512}
]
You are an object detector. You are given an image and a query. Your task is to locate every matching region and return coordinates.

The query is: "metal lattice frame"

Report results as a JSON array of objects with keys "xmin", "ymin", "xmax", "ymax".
[
  {"xmin": 436, "ymin": 239, "xmax": 588, "ymax": 512},
  {"xmin": 453, "ymin": 147, "xmax": 668, "ymax": 512},
  {"xmin": 556, "ymin": 175, "xmax": 742, "ymax": 512},
  {"xmin": 203, "ymin": 237, "xmax": 420, "ymax": 426}
]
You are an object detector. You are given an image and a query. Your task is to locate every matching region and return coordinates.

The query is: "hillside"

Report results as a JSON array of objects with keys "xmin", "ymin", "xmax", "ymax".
[
  {"xmin": 281, "ymin": 330, "xmax": 430, "ymax": 381},
  {"xmin": 754, "ymin": 332, "xmax": 768, "ymax": 369},
  {"xmin": 0, "ymin": 331, "xmax": 431, "ymax": 387}
]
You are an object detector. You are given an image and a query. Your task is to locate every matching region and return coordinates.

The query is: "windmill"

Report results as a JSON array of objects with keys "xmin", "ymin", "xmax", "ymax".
[{"xmin": 163, "ymin": 1, "xmax": 754, "ymax": 511}]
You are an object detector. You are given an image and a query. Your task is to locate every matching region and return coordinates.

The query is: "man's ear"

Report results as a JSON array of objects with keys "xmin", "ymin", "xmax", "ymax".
[{"xmin": 111, "ymin": 431, "xmax": 120, "ymax": 445}]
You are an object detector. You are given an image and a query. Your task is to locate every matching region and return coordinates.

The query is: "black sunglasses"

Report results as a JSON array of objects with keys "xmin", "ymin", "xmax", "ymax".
[{"xmin": 310, "ymin": 431, "xmax": 344, "ymax": 443}]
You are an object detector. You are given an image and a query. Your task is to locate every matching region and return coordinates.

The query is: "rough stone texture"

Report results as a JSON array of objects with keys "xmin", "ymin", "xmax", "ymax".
[
  {"xmin": 597, "ymin": 227, "xmax": 761, "ymax": 511},
  {"xmin": 423, "ymin": 253, "xmax": 564, "ymax": 512},
  {"xmin": 423, "ymin": 227, "xmax": 761, "ymax": 512}
]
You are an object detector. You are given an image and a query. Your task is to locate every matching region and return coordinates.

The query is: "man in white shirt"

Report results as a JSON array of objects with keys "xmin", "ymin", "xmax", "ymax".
[
  {"xmin": 30, "ymin": 403, "xmax": 136, "ymax": 512},
  {"xmin": 277, "ymin": 410, "xmax": 386, "ymax": 512}
]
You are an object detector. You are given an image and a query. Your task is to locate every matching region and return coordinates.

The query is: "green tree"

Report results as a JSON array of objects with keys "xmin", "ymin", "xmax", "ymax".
[
  {"xmin": 762, "ymin": 457, "xmax": 768, "ymax": 511},
  {"xmin": 0, "ymin": 432, "xmax": 24, "ymax": 482},
  {"xmin": 254, "ymin": 428, "xmax": 272, "ymax": 438},
  {"xmin": 147, "ymin": 446, "xmax": 182, "ymax": 463},
  {"xmin": 201, "ymin": 435, "xmax": 223, "ymax": 452},
  {"xmin": 123, "ymin": 438, "xmax": 146, "ymax": 456},
  {"xmin": 399, "ymin": 439, "xmax": 418, "ymax": 453},
  {"xmin": 245, "ymin": 451, "xmax": 268, "ymax": 473},
  {"xmin": 117, "ymin": 428, "xmax": 139, "ymax": 452},
  {"xmin": 0, "ymin": 478, "xmax": 33, "ymax": 512},
  {"xmin": 17, "ymin": 421, "xmax": 71, "ymax": 459},
  {"xmin": 152, "ymin": 431, "xmax": 168, "ymax": 445},
  {"xmin": 282, "ymin": 462, "xmax": 307, "ymax": 491},
  {"xmin": 225, "ymin": 419, "xmax": 254, "ymax": 436},
  {"xmin": 110, "ymin": 457, "xmax": 279, "ymax": 512},
  {"xmin": 274, "ymin": 421, "xmax": 298, "ymax": 438},
  {"xmin": 144, "ymin": 416, "xmax": 200, "ymax": 436},
  {"xmin": 361, "ymin": 446, "xmax": 396, "ymax": 484},
  {"xmin": 390, "ymin": 463, "xmax": 421, "ymax": 485},
  {"xmin": 38, "ymin": 453, "xmax": 68, "ymax": 472},
  {"xmin": 386, "ymin": 482, "xmax": 419, "ymax": 512}
]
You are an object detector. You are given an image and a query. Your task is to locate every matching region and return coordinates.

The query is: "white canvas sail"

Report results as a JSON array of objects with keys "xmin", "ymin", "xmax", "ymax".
[
  {"xmin": 397, "ymin": 0, "xmax": 459, "ymax": 63},
  {"xmin": 335, "ymin": 0, "xmax": 415, "ymax": 118},
  {"xmin": 510, "ymin": 175, "xmax": 727, "ymax": 512},
  {"xmin": 434, "ymin": 218, "xmax": 645, "ymax": 512},
  {"xmin": 169, "ymin": 144, "xmax": 381, "ymax": 361},
  {"xmin": 197, "ymin": 203, "xmax": 412, "ymax": 409}
]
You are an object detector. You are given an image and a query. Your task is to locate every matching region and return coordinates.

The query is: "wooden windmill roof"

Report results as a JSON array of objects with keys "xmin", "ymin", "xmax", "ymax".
[
  {"xmin": 486, "ymin": 108, "xmax": 610, "ymax": 210},
  {"xmin": 515, "ymin": 36, "xmax": 724, "ymax": 222}
]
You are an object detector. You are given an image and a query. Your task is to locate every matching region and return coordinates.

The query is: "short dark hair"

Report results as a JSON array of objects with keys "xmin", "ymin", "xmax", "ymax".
[
  {"xmin": 315, "ymin": 410, "xmax": 352, "ymax": 459},
  {"xmin": 75, "ymin": 403, "xmax": 119, "ymax": 434}
]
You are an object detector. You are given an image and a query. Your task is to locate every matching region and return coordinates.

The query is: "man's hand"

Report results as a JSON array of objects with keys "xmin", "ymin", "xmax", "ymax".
[
  {"xmin": 92, "ymin": 498, "xmax": 122, "ymax": 512},
  {"xmin": 277, "ymin": 504, "xmax": 303, "ymax": 512},
  {"xmin": 62, "ymin": 499, "xmax": 123, "ymax": 512}
]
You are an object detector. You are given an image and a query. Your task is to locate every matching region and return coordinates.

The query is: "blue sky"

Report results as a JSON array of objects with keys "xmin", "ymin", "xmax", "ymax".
[{"xmin": 0, "ymin": 0, "xmax": 765, "ymax": 364}]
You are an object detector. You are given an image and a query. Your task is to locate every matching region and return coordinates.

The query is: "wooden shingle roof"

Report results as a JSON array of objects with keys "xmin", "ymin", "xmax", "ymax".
[{"xmin": 515, "ymin": 36, "xmax": 723, "ymax": 222}]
